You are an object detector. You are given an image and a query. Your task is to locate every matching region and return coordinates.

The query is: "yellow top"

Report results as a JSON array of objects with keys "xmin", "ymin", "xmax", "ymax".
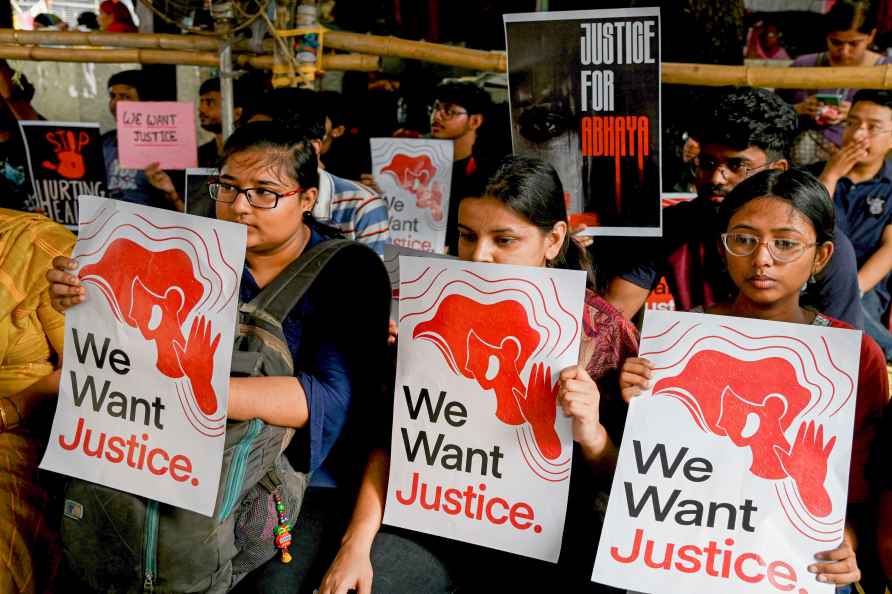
[{"xmin": 0, "ymin": 208, "xmax": 75, "ymax": 397}]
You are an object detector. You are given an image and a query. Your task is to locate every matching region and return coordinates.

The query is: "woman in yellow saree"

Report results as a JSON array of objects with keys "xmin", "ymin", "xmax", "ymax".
[{"xmin": 0, "ymin": 208, "xmax": 75, "ymax": 594}]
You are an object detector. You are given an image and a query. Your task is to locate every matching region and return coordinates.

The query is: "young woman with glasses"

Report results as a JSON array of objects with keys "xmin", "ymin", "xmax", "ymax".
[
  {"xmin": 46, "ymin": 121, "xmax": 391, "ymax": 593},
  {"xmin": 619, "ymin": 168, "xmax": 888, "ymax": 593}
]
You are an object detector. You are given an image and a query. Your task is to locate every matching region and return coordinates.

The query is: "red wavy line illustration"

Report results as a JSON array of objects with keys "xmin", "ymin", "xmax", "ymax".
[
  {"xmin": 821, "ymin": 336, "xmax": 856, "ymax": 418},
  {"xmin": 550, "ymin": 278, "xmax": 580, "ymax": 359},
  {"xmin": 774, "ymin": 485, "xmax": 839, "ymax": 543},
  {"xmin": 213, "ymin": 228, "xmax": 239, "ymax": 312},
  {"xmin": 175, "ymin": 382, "xmax": 224, "ymax": 438},
  {"xmin": 788, "ymin": 475, "xmax": 846, "ymax": 527},
  {"xmin": 81, "ymin": 277, "xmax": 124, "ymax": 323},
  {"xmin": 782, "ymin": 482, "xmax": 844, "ymax": 535},
  {"xmin": 401, "ymin": 265, "xmax": 431, "ymax": 287},
  {"xmin": 515, "ymin": 431, "xmax": 570, "ymax": 483},
  {"xmin": 80, "ymin": 206, "xmax": 110, "ymax": 226},
  {"xmin": 520, "ymin": 424, "xmax": 571, "ymax": 470},
  {"xmin": 399, "ymin": 268, "xmax": 446, "ymax": 302},
  {"xmin": 182, "ymin": 378, "xmax": 227, "ymax": 426},
  {"xmin": 642, "ymin": 320, "xmax": 682, "ymax": 341},
  {"xmin": 78, "ymin": 209, "xmax": 118, "ymax": 241},
  {"xmin": 639, "ymin": 323, "xmax": 700, "ymax": 358}
]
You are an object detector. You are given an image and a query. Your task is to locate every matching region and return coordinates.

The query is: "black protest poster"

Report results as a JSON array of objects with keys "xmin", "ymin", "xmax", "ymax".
[
  {"xmin": 20, "ymin": 121, "xmax": 107, "ymax": 227},
  {"xmin": 185, "ymin": 168, "xmax": 218, "ymax": 219},
  {"xmin": 504, "ymin": 8, "xmax": 661, "ymax": 237}
]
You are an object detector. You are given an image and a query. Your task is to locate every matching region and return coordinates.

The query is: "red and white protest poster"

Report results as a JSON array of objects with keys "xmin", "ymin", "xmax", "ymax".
[
  {"xmin": 116, "ymin": 101, "xmax": 198, "ymax": 170},
  {"xmin": 592, "ymin": 310, "xmax": 860, "ymax": 594},
  {"xmin": 40, "ymin": 196, "xmax": 246, "ymax": 516},
  {"xmin": 383, "ymin": 257, "xmax": 585, "ymax": 561},
  {"xmin": 372, "ymin": 138, "xmax": 453, "ymax": 253}
]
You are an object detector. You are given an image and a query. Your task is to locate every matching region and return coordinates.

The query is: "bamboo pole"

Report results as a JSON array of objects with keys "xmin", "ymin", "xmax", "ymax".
[
  {"xmin": 660, "ymin": 62, "xmax": 892, "ymax": 89},
  {"xmin": 0, "ymin": 44, "xmax": 380, "ymax": 71},
  {"xmin": 0, "ymin": 29, "xmax": 221, "ymax": 51},
  {"xmin": 323, "ymin": 31, "xmax": 507, "ymax": 72}
]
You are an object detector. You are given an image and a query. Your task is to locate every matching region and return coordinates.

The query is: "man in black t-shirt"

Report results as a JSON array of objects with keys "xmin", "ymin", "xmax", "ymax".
[
  {"xmin": 429, "ymin": 81, "xmax": 492, "ymax": 254},
  {"xmin": 603, "ymin": 87, "xmax": 864, "ymax": 328}
]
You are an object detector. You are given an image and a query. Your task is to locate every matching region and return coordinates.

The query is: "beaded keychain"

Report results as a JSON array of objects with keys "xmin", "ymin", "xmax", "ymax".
[{"xmin": 272, "ymin": 491, "xmax": 293, "ymax": 563}]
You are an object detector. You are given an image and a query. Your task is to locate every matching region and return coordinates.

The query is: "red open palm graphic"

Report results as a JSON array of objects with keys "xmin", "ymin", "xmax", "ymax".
[{"xmin": 43, "ymin": 129, "xmax": 90, "ymax": 179}]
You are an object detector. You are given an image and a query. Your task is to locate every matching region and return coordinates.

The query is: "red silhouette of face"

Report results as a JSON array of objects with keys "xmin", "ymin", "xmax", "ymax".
[
  {"xmin": 382, "ymin": 154, "xmax": 437, "ymax": 192},
  {"xmin": 654, "ymin": 351, "xmax": 811, "ymax": 480},
  {"xmin": 80, "ymin": 238, "xmax": 204, "ymax": 378},
  {"xmin": 413, "ymin": 294, "xmax": 540, "ymax": 425}
]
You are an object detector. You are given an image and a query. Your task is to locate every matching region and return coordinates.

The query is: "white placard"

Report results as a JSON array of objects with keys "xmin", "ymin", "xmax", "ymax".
[
  {"xmin": 40, "ymin": 196, "xmax": 247, "ymax": 516},
  {"xmin": 384, "ymin": 257, "xmax": 586, "ymax": 561},
  {"xmin": 593, "ymin": 310, "xmax": 860, "ymax": 594},
  {"xmin": 372, "ymin": 138, "xmax": 453, "ymax": 253}
]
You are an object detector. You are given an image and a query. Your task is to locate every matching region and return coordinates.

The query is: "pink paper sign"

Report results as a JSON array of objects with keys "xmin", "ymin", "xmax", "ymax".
[{"xmin": 116, "ymin": 101, "xmax": 197, "ymax": 170}]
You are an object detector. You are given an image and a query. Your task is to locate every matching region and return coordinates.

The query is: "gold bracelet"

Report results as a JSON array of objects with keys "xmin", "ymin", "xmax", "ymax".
[{"xmin": 0, "ymin": 398, "xmax": 19, "ymax": 432}]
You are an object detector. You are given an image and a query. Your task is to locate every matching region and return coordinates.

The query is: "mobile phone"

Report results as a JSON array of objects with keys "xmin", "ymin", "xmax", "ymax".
[{"xmin": 816, "ymin": 93, "xmax": 842, "ymax": 106}]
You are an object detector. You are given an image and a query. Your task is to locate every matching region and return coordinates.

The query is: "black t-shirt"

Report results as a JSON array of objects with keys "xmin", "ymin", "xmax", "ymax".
[{"xmin": 198, "ymin": 139, "xmax": 219, "ymax": 169}]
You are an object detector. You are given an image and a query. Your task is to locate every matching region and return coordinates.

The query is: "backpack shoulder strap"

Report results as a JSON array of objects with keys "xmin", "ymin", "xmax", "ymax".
[{"xmin": 243, "ymin": 238, "xmax": 363, "ymax": 324}]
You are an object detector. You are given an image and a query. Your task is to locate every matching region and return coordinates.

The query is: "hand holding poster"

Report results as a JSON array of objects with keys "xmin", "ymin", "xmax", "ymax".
[
  {"xmin": 116, "ymin": 101, "xmax": 198, "ymax": 170},
  {"xmin": 504, "ymin": 8, "xmax": 661, "ymax": 236},
  {"xmin": 39, "ymin": 196, "xmax": 246, "ymax": 515},
  {"xmin": 384, "ymin": 257, "xmax": 585, "ymax": 561},
  {"xmin": 19, "ymin": 121, "xmax": 107, "ymax": 226},
  {"xmin": 372, "ymin": 138, "xmax": 453, "ymax": 253},
  {"xmin": 592, "ymin": 310, "xmax": 860, "ymax": 594}
]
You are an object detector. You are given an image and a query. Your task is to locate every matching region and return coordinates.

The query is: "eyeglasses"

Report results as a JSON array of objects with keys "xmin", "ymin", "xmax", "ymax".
[
  {"xmin": 721, "ymin": 232, "xmax": 818, "ymax": 263},
  {"xmin": 208, "ymin": 180, "xmax": 302, "ymax": 209},
  {"xmin": 696, "ymin": 156, "xmax": 772, "ymax": 180},
  {"xmin": 428, "ymin": 102, "xmax": 468, "ymax": 120},
  {"xmin": 844, "ymin": 118, "xmax": 892, "ymax": 138}
]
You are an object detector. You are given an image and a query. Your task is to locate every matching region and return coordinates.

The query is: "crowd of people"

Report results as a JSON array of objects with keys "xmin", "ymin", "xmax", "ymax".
[{"xmin": 2, "ymin": 0, "xmax": 892, "ymax": 593}]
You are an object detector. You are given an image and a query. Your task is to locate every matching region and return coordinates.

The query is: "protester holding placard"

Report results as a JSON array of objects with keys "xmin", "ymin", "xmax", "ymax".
[
  {"xmin": 618, "ymin": 169, "xmax": 888, "ymax": 590},
  {"xmin": 319, "ymin": 156, "xmax": 638, "ymax": 594},
  {"xmin": 101, "ymin": 70, "xmax": 166, "ymax": 208},
  {"xmin": 604, "ymin": 87, "xmax": 864, "ymax": 330},
  {"xmin": 47, "ymin": 122, "xmax": 391, "ymax": 592},
  {"xmin": 0, "ymin": 208, "xmax": 75, "ymax": 594}
]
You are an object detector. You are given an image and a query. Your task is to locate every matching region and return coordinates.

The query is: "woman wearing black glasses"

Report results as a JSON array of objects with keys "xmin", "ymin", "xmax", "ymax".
[
  {"xmin": 46, "ymin": 121, "xmax": 391, "ymax": 594},
  {"xmin": 619, "ymin": 168, "xmax": 888, "ymax": 592}
]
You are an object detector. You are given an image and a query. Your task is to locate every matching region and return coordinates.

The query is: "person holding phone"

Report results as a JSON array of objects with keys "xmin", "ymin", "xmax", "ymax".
[{"xmin": 780, "ymin": 0, "xmax": 890, "ymax": 165}]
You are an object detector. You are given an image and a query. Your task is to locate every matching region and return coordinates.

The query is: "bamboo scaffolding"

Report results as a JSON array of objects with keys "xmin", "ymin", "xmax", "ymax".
[
  {"xmin": 0, "ymin": 44, "xmax": 380, "ymax": 71},
  {"xmin": 4, "ymin": 29, "xmax": 892, "ymax": 88},
  {"xmin": 0, "ymin": 29, "xmax": 508, "ymax": 71}
]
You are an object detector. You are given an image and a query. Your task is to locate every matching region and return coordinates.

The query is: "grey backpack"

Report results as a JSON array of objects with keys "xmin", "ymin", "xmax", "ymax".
[{"xmin": 60, "ymin": 239, "xmax": 369, "ymax": 593}]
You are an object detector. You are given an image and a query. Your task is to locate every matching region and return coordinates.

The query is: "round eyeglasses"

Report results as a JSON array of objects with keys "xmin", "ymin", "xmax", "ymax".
[{"xmin": 721, "ymin": 232, "xmax": 818, "ymax": 263}]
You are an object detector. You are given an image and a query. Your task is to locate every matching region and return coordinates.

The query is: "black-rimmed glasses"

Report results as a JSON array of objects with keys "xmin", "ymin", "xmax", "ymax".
[{"xmin": 208, "ymin": 179, "xmax": 302, "ymax": 209}]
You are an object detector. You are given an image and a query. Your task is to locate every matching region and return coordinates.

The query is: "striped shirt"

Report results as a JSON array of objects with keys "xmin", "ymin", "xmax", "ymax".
[{"xmin": 313, "ymin": 170, "xmax": 390, "ymax": 255}]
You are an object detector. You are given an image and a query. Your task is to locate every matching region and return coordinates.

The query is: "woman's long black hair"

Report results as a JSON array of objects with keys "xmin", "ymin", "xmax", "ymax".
[{"xmin": 482, "ymin": 155, "xmax": 596, "ymax": 286}]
